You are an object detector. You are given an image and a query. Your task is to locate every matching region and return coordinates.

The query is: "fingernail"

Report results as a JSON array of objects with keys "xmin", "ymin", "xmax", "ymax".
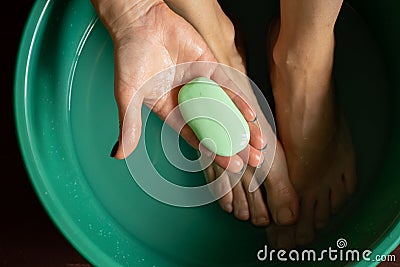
[
  {"xmin": 256, "ymin": 155, "xmax": 265, "ymax": 169},
  {"xmin": 250, "ymin": 115, "xmax": 258, "ymax": 123},
  {"xmin": 256, "ymin": 217, "xmax": 270, "ymax": 226},
  {"xmin": 260, "ymin": 142, "xmax": 268, "ymax": 151},
  {"xmin": 110, "ymin": 141, "xmax": 119, "ymax": 157},
  {"xmin": 277, "ymin": 208, "xmax": 294, "ymax": 225},
  {"xmin": 236, "ymin": 164, "xmax": 246, "ymax": 175}
]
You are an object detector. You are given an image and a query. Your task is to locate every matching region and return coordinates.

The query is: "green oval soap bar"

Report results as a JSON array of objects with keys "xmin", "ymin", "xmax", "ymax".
[{"xmin": 178, "ymin": 77, "xmax": 250, "ymax": 156}]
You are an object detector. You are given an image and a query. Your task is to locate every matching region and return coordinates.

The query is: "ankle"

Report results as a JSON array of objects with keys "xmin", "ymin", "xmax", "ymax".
[
  {"xmin": 273, "ymin": 36, "xmax": 334, "ymax": 73},
  {"xmin": 272, "ymin": 35, "xmax": 335, "ymax": 94},
  {"xmin": 165, "ymin": 0, "xmax": 245, "ymax": 71}
]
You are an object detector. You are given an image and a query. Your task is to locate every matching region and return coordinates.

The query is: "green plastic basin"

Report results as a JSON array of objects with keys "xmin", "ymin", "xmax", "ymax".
[{"xmin": 14, "ymin": 0, "xmax": 400, "ymax": 266}]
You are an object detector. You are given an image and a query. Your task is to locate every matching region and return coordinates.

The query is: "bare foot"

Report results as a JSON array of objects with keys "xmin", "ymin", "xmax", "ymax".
[
  {"xmin": 268, "ymin": 18, "xmax": 357, "ymax": 245},
  {"xmin": 195, "ymin": 8, "xmax": 299, "ymax": 227}
]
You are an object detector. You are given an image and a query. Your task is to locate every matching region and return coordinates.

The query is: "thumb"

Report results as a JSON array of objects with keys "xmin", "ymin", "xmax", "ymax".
[{"xmin": 111, "ymin": 77, "xmax": 144, "ymax": 160}]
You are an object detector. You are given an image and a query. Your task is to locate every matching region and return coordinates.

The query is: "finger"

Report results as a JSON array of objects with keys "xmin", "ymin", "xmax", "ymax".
[
  {"xmin": 113, "ymin": 84, "xmax": 144, "ymax": 160},
  {"xmin": 209, "ymin": 65, "xmax": 257, "ymax": 122},
  {"xmin": 111, "ymin": 47, "xmax": 152, "ymax": 160},
  {"xmin": 237, "ymin": 145, "xmax": 264, "ymax": 168},
  {"xmin": 248, "ymin": 121, "xmax": 267, "ymax": 150},
  {"xmin": 211, "ymin": 63, "xmax": 258, "ymax": 121},
  {"xmin": 223, "ymin": 87, "xmax": 257, "ymax": 122},
  {"xmin": 223, "ymin": 86, "xmax": 270, "ymax": 153},
  {"xmin": 214, "ymin": 154, "xmax": 244, "ymax": 174}
]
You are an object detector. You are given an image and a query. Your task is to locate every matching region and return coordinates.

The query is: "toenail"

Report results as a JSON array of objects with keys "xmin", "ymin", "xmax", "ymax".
[
  {"xmin": 277, "ymin": 208, "xmax": 294, "ymax": 225},
  {"xmin": 236, "ymin": 165, "xmax": 246, "ymax": 175},
  {"xmin": 223, "ymin": 204, "xmax": 233, "ymax": 213},
  {"xmin": 256, "ymin": 217, "xmax": 269, "ymax": 225},
  {"xmin": 237, "ymin": 209, "xmax": 249, "ymax": 219},
  {"xmin": 256, "ymin": 156, "xmax": 265, "ymax": 169}
]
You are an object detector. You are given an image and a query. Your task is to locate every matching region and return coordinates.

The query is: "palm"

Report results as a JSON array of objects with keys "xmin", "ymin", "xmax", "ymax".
[
  {"xmin": 114, "ymin": 3, "xmax": 216, "ymax": 138},
  {"xmin": 109, "ymin": 3, "xmax": 262, "ymax": 172},
  {"xmin": 115, "ymin": 4, "xmax": 214, "ymax": 110}
]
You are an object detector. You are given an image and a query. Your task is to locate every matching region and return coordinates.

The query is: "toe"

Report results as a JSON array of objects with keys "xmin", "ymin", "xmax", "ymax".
[
  {"xmin": 343, "ymin": 165, "xmax": 357, "ymax": 196},
  {"xmin": 232, "ymin": 181, "xmax": 250, "ymax": 221},
  {"xmin": 247, "ymin": 191, "xmax": 270, "ymax": 226},
  {"xmin": 248, "ymin": 122, "xmax": 267, "ymax": 150},
  {"xmin": 342, "ymin": 133, "xmax": 357, "ymax": 196},
  {"xmin": 266, "ymin": 225, "xmax": 296, "ymax": 250},
  {"xmin": 214, "ymin": 154, "xmax": 244, "ymax": 174},
  {"xmin": 203, "ymin": 164, "xmax": 215, "ymax": 184},
  {"xmin": 213, "ymin": 164, "xmax": 234, "ymax": 213},
  {"xmin": 295, "ymin": 196, "xmax": 315, "ymax": 246},
  {"xmin": 314, "ymin": 189, "xmax": 330, "ymax": 229},
  {"xmin": 329, "ymin": 177, "xmax": 347, "ymax": 214},
  {"xmin": 263, "ymin": 143, "xmax": 299, "ymax": 225},
  {"xmin": 241, "ymin": 167, "xmax": 270, "ymax": 227}
]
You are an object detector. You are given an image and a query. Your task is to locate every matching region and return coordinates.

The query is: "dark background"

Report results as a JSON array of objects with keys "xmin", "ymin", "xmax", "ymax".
[{"xmin": 1, "ymin": 1, "xmax": 398, "ymax": 266}]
